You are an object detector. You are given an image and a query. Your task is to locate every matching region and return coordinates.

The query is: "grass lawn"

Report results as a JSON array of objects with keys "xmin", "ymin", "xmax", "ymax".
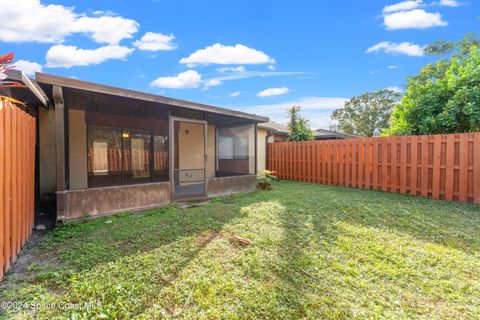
[{"xmin": 1, "ymin": 181, "xmax": 480, "ymax": 319}]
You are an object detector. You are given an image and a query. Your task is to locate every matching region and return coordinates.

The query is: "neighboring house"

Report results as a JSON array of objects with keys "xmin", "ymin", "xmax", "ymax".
[
  {"xmin": 256, "ymin": 122, "xmax": 359, "ymax": 172},
  {"xmin": 314, "ymin": 129, "xmax": 359, "ymax": 140},
  {"xmin": 8, "ymin": 71, "xmax": 268, "ymax": 222},
  {"xmin": 256, "ymin": 122, "xmax": 289, "ymax": 172}
]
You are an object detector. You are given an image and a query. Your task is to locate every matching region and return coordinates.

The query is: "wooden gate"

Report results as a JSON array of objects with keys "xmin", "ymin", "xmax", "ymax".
[{"xmin": 0, "ymin": 99, "xmax": 35, "ymax": 280}]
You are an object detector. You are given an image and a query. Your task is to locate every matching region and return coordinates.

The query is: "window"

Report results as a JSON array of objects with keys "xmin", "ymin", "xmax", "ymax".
[
  {"xmin": 87, "ymin": 126, "xmax": 169, "ymax": 187},
  {"xmin": 87, "ymin": 126, "xmax": 122, "ymax": 187},
  {"xmin": 218, "ymin": 136, "xmax": 248, "ymax": 160},
  {"xmin": 216, "ymin": 124, "xmax": 255, "ymax": 176},
  {"xmin": 218, "ymin": 136, "xmax": 234, "ymax": 159}
]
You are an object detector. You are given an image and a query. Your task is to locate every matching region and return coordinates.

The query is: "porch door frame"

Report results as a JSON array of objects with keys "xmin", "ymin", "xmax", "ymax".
[{"xmin": 169, "ymin": 116, "xmax": 208, "ymax": 202}]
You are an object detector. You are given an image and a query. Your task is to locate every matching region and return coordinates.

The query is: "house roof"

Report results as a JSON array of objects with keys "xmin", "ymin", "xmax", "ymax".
[
  {"xmin": 315, "ymin": 129, "xmax": 359, "ymax": 139},
  {"xmin": 258, "ymin": 121, "xmax": 289, "ymax": 135},
  {"xmin": 34, "ymin": 72, "xmax": 268, "ymax": 123}
]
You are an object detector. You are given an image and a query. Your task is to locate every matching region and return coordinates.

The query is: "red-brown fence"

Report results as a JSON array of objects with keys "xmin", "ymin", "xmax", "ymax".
[
  {"xmin": 0, "ymin": 99, "xmax": 36, "ymax": 280},
  {"xmin": 268, "ymin": 133, "xmax": 480, "ymax": 204}
]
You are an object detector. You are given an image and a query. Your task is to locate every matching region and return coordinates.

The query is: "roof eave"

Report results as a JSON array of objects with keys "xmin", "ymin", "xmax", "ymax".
[{"xmin": 35, "ymin": 72, "xmax": 268, "ymax": 123}]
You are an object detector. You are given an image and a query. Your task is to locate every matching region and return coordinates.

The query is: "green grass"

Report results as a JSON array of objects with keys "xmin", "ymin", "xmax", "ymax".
[{"xmin": 1, "ymin": 181, "xmax": 480, "ymax": 319}]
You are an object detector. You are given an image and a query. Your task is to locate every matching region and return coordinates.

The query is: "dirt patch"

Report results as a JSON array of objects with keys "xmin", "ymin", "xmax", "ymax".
[
  {"xmin": 0, "ymin": 231, "xmax": 61, "ymax": 288},
  {"xmin": 195, "ymin": 231, "xmax": 220, "ymax": 248}
]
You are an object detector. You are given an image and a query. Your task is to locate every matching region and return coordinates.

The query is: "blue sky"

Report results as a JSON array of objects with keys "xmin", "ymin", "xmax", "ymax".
[{"xmin": 1, "ymin": 0, "xmax": 478, "ymax": 128}]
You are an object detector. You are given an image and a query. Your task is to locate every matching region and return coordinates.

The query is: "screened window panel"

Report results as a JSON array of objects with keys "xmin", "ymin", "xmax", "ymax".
[
  {"xmin": 153, "ymin": 135, "xmax": 169, "ymax": 181},
  {"xmin": 87, "ymin": 126, "xmax": 122, "ymax": 187},
  {"xmin": 219, "ymin": 136, "xmax": 234, "ymax": 159}
]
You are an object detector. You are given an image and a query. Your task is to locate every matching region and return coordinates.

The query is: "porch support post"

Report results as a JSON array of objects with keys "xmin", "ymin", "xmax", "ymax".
[{"xmin": 53, "ymin": 85, "xmax": 66, "ymax": 222}]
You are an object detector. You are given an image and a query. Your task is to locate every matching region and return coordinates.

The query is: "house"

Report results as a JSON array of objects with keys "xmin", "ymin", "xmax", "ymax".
[
  {"xmin": 9, "ymin": 71, "xmax": 268, "ymax": 222},
  {"xmin": 256, "ymin": 122, "xmax": 358, "ymax": 172},
  {"xmin": 314, "ymin": 129, "xmax": 359, "ymax": 140}
]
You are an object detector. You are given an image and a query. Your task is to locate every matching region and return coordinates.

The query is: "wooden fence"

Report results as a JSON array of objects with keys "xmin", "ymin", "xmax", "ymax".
[
  {"xmin": 268, "ymin": 133, "xmax": 480, "ymax": 204},
  {"xmin": 0, "ymin": 99, "xmax": 36, "ymax": 280}
]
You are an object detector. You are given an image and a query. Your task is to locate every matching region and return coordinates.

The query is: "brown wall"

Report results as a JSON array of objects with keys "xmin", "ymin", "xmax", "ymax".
[
  {"xmin": 64, "ymin": 182, "xmax": 171, "ymax": 220},
  {"xmin": 207, "ymin": 175, "xmax": 256, "ymax": 198}
]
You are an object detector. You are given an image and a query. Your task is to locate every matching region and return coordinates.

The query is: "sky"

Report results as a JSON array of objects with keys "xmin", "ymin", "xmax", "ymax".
[{"xmin": 1, "ymin": 0, "xmax": 478, "ymax": 128}]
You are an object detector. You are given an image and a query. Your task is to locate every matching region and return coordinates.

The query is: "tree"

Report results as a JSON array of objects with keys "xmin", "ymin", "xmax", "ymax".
[
  {"xmin": 330, "ymin": 90, "xmax": 401, "ymax": 137},
  {"xmin": 389, "ymin": 47, "xmax": 480, "ymax": 135},
  {"xmin": 287, "ymin": 105, "xmax": 314, "ymax": 141},
  {"xmin": 412, "ymin": 33, "xmax": 480, "ymax": 84}
]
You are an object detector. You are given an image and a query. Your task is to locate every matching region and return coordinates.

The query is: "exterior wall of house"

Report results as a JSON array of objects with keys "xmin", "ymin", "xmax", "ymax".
[
  {"xmin": 178, "ymin": 121, "xmax": 205, "ymax": 171},
  {"xmin": 39, "ymin": 107, "xmax": 56, "ymax": 199},
  {"xmin": 63, "ymin": 182, "xmax": 171, "ymax": 220},
  {"xmin": 39, "ymin": 107, "xmax": 257, "ymax": 221},
  {"xmin": 207, "ymin": 124, "xmax": 215, "ymax": 178},
  {"xmin": 69, "ymin": 109, "xmax": 88, "ymax": 190},
  {"xmin": 257, "ymin": 128, "xmax": 267, "ymax": 173},
  {"xmin": 207, "ymin": 175, "xmax": 256, "ymax": 198}
]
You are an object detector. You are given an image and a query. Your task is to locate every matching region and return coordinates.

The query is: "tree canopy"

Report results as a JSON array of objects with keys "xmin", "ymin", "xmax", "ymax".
[
  {"xmin": 389, "ymin": 47, "xmax": 480, "ymax": 135},
  {"xmin": 330, "ymin": 90, "xmax": 401, "ymax": 137},
  {"xmin": 287, "ymin": 105, "xmax": 314, "ymax": 141}
]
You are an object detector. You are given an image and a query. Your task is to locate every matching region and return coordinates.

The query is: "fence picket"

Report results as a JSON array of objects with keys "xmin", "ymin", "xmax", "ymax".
[
  {"xmin": 0, "ymin": 101, "xmax": 35, "ymax": 280},
  {"xmin": 267, "ymin": 132, "xmax": 479, "ymax": 205}
]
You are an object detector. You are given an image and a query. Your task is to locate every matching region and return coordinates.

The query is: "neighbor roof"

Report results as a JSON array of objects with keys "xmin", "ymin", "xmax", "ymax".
[
  {"xmin": 35, "ymin": 72, "xmax": 268, "ymax": 123},
  {"xmin": 258, "ymin": 121, "xmax": 289, "ymax": 135},
  {"xmin": 315, "ymin": 129, "xmax": 359, "ymax": 139}
]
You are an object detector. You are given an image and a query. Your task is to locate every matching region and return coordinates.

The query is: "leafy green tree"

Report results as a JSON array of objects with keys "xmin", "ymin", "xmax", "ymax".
[
  {"xmin": 287, "ymin": 105, "xmax": 314, "ymax": 141},
  {"xmin": 413, "ymin": 33, "xmax": 480, "ymax": 84},
  {"xmin": 390, "ymin": 47, "xmax": 480, "ymax": 135},
  {"xmin": 330, "ymin": 90, "xmax": 401, "ymax": 137}
]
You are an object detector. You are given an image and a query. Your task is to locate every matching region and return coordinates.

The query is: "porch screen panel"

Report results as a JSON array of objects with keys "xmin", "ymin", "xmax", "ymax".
[
  {"xmin": 216, "ymin": 124, "xmax": 255, "ymax": 176},
  {"xmin": 123, "ymin": 130, "xmax": 151, "ymax": 184},
  {"xmin": 87, "ymin": 126, "xmax": 122, "ymax": 187},
  {"xmin": 153, "ymin": 135, "xmax": 169, "ymax": 181}
]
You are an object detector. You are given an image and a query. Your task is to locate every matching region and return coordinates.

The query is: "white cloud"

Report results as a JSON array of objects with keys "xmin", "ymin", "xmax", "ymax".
[
  {"xmin": 240, "ymin": 96, "xmax": 348, "ymax": 129},
  {"xmin": 45, "ymin": 44, "xmax": 134, "ymax": 68},
  {"xmin": 268, "ymin": 65, "xmax": 276, "ymax": 71},
  {"xmin": 203, "ymin": 79, "xmax": 222, "ymax": 89},
  {"xmin": 13, "ymin": 60, "xmax": 43, "ymax": 76},
  {"xmin": 257, "ymin": 87, "xmax": 290, "ymax": 97},
  {"xmin": 180, "ymin": 43, "xmax": 275, "ymax": 67},
  {"xmin": 0, "ymin": 0, "xmax": 75, "ymax": 43},
  {"xmin": 383, "ymin": 0, "xmax": 422, "ymax": 13},
  {"xmin": 216, "ymin": 66, "xmax": 246, "ymax": 73},
  {"xmin": 384, "ymin": 9, "xmax": 448, "ymax": 29},
  {"xmin": 388, "ymin": 65, "xmax": 400, "ymax": 69},
  {"xmin": 439, "ymin": 0, "xmax": 461, "ymax": 6},
  {"xmin": 72, "ymin": 16, "xmax": 138, "ymax": 45},
  {"xmin": 150, "ymin": 70, "xmax": 202, "ymax": 89},
  {"xmin": 0, "ymin": 0, "xmax": 138, "ymax": 44},
  {"xmin": 133, "ymin": 32, "xmax": 176, "ymax": 51},
  {"xmin": 366, "ymin": 41, "xmax": 424, "ymax": 56},
  {"xmin": 385, "ymin": 86, "xmax": 403, "ymax": 93},
  {"xmin": 229, "ymin": 91, "xmax": 241, "ymax": 97}
]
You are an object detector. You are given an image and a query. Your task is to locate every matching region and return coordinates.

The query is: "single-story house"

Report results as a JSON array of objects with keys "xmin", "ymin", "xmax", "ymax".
[
  {"xmin": 8, "ymin": 71, "xmax": 268, "ymax": 222},
  {"xmin": 314, "ymin": 129, "xmax": 359, "ymax": 140}
]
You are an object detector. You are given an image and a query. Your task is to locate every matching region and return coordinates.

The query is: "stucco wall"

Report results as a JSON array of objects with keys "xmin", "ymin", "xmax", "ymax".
[
  {"xmin": 64, "ymin": 182, "xmax": 171, "ymax": 220},
  {"xmin": 207, "ymin": 124, "xmax": 215, "ymax": 178},
  {"xmin": 207, "ymin": 175, "xmax": 256, "ymax": 198},
  {"xmin": 257, "ymin": 128, "xmax": 267, "ymax": 173},
  {"xmin": 69, "ymin": 109, "xmax": 88, "ymax": 190},
  {"xmin": 178, "ymin": 122, "xmax": 204, "ymax": 170},
  {"xmin": 39, "ymin": 107, "xmax": 56, "ymax": 199}
]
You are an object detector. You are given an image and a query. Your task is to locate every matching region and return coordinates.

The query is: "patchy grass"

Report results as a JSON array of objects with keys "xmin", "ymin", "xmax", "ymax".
[{"xmin": 1, "ymin": 181, "xmax": 479, "ymax": 319}]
